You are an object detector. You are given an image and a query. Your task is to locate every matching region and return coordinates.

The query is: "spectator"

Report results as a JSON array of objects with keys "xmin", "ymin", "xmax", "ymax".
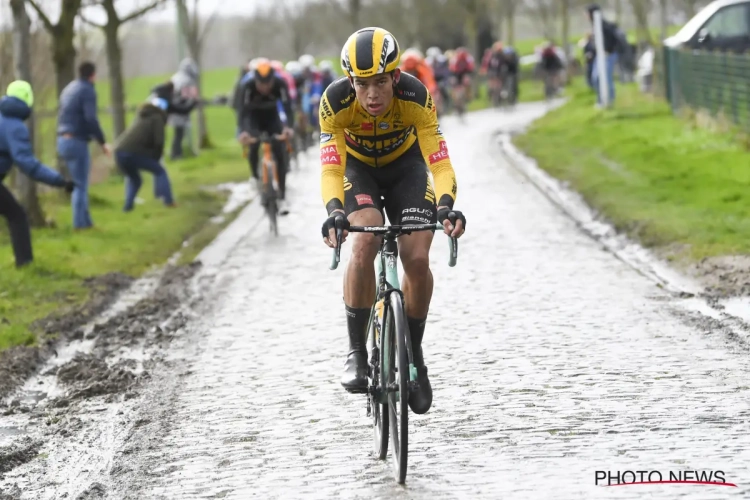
[
  {"xmin": 113, "ymin": 97, "xmax": 174, "ymax": 212},
  {"xmin": 168, "ymin": 58, "xmax": 200, "ymax": 160},
  {"xmin": 0, "ymin": 81, "xmax": 74, "ymax": 267},
  {"xmin": 581, "ymin": 33, "xmax": 596, "ymax": 88},
  {"xmin": 57, "ymin": 61, "xmax": 110, "ymax": 230},
  {"xmin": 586, "ymin": 3, "xmax": 621, "ymax": 106}
]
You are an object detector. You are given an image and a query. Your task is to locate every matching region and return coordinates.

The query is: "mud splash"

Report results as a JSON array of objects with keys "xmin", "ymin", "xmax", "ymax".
[
  {"xmin": 0, "ymin": 263, "xmax": 204, "ymax": 495},
  {"xmin": 0, "ymin": 437, "xmax": 41, "ymax": 475},
  {"xmin": 0, "ymin": 273, "xmax": 133, "ymax": 401}
]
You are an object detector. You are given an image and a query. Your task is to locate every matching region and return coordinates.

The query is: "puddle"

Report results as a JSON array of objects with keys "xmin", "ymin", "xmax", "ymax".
[
  {"xmin": 214, "ymin": 182, "xmax": 254, "ymax": 214},
  {"xmin": 718, "ymin": 297, "xmax": 750, "ymax": 324}
]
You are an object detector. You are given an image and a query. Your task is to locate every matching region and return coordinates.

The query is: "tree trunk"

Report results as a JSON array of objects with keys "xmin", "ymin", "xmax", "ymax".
[
  {"xmin": 630, "ymin": 0, "xmax": 652, "ymax": 45},
  {"xmin": 103, "ymin": 20, "xmax": 126, "ymax": 138},
  {"xmin": 505, "ymin": 1, "xmax": 516, "ymax": 45},
  {"xmin": 52, "ymin": 0, "xmax": 81, "ymax": 98},
  {"xmin": 561, "ymin": 0, "xmax": 571, "ymax": 58},
  {"xmin": 659, "ymin": 0, "xmax": 668, "ymax": 41},
  {"xmin": 195, "ymin": 67, "xmax": 210, "ymax": 148},
  {"xmin": 614, "ymin": 0, "xmax": 623, "ymax": 23},
  {"xmin": 348, "ymin": 0, "xmax": 361, "ymax": 31},
  {"xmin": 10, "ymin": 0, "xmax": 46, "ymax": 227},
  {"xmin": 52, "ymin": 0, "xmax": 83, "ymax": 180}
]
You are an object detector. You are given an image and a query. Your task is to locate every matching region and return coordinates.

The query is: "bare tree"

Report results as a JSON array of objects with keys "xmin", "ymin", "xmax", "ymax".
[
  {"xmin": 659, "ymin": 0, "xmax": 668, "ymax": 40},
  {"xmin": 527, "ymin": 0, "xmax": 558, "ymax": 40},
  {"xmin": 81, "ymin": 0, "xmax": 166, "ymax": 138},
  {"xmin": 10, "ymin": 0, "xmax": 45, "ymax": 227},
  {"xmin": 681, "ymin": 0, "xmax": 700, "ymax": 18},
  {"xmin": 175, "ymin": 0, "xmax": 224, "ymax": 148},
  {"xmin": 348, "ymin": 0, "xmax": 361, "ymax": 31},
  {"xmin": 629, "ymin": 0, "xmax": 652, "ymax": 44},
  {"xmin": 503, "ymin": 0, "xmax": 519, "ymax": 45},
  {"xmin": 27, "ymin": 0, "xmax": 83, "ymax": 96},
  {"xmin": 561, "ymin": 0, "xmax": 572, "ymax": 57}
]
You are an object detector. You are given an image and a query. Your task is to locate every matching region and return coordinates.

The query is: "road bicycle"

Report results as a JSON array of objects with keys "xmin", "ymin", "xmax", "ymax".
[
  {"xmin": 245, "ymin": 132, "xmax": 287, "ymax": 236},
  {"xmin": 329, "ymin": 217, "xmax": 458, "ymax": 483}
]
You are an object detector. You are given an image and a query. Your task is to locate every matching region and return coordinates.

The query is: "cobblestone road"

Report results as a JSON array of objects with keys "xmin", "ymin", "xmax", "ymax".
[{"xmin": 112, "ymin": 106, "xmax": 750, "ymax": 499}]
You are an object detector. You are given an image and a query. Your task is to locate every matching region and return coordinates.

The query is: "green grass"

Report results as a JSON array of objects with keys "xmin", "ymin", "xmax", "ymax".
[
  {"xmin": 513, "ymin": 78, "xmax": 750, "ymax": 261},
  {"xmin": 0, "ymin": 102, "xmax": 251, "ymax": 351}
]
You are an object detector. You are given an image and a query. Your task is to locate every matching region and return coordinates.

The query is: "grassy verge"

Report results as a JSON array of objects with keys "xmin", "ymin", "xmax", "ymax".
[
  {"xmin": 469, "ymin": 80, "xmax": 547, "ymax": 111},
  {"xmin": 513, "ymin": 79, "xmax": 750, "ymax": 262},
  {"xmin": 0, "ymin": 105, "xmax": 250, "ymax": 351}
]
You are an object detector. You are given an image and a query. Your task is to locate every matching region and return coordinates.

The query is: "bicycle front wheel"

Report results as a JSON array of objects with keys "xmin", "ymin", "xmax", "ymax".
[
  {"xmin": 386, "ymin": 293, "xmax": 409, "ymax": 483},
  {"xmin": 369, "ymin": 301, "xmax": 388, "ymax": 460},
  {"xmin": 264, "ymin": 161, "xmax": 278, "ymax": 236}
]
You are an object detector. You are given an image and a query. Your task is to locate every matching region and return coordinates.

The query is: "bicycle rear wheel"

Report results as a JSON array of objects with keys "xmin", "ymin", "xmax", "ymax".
[
  {"xmin": 369, "ymin": 300, "xmax": 388, "ymax": 460},
  {"xmin": 263, "ymin": 159, "xmax": 278, "ymax": 236},
  {"xmin": 386, "ymin": 293, "xmax": 409, "ymax": 483}
]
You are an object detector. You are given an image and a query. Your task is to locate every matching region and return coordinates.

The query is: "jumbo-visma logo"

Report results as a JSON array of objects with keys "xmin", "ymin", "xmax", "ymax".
[{"xmin": 596, "ymin": 470, "xmax": 737, "ymax": 488}]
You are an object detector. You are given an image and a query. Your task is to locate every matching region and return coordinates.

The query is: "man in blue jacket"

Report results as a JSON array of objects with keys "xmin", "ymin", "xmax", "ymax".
[
  {"xmin": 57, "ymin": 61, "xmax": 111, "ymax": 230},
  {"xmin": 0, "ymin": 81, "xmax": 74, "ymax": 267}
]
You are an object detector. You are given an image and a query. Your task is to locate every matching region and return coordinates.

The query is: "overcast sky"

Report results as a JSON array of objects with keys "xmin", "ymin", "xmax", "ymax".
[{"xmin": 1, "ymin": 0, "xmax": 306, "ymax": 25}]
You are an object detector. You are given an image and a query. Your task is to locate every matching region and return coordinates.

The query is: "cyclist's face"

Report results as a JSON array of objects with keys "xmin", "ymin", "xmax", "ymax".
[{"xmin": 352, "ymin": 74, "xmax": 393, "ymax": 116}]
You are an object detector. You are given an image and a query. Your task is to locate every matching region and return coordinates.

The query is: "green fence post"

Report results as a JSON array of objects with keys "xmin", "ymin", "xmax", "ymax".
[{"xmin": 663, "ymin": 45, "xmax": 672, "ymax": 106}]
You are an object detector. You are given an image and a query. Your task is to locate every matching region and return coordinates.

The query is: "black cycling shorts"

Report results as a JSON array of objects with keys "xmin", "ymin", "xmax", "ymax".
[
  {"xmin": 243, "ymin": 110, "xmax": 283, "ymax": 137},
  {"xmin": 344, "ymin": 143, "xmax": 438, "ymax": 225}
]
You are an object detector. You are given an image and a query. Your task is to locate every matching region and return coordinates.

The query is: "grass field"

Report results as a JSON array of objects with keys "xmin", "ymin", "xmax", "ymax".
[
  {"xmin": 0, "ymin": 93, "xmax": 250, "ymax": 351},
  {"xmin": 514, "ymin": 79, "xmax": 750, "ymax": 262}
]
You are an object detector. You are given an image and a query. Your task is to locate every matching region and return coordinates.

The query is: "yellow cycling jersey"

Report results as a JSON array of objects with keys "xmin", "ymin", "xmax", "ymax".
[{"xmin": 319, "ymin": 73, "xmax": 457, "ymax": 214}]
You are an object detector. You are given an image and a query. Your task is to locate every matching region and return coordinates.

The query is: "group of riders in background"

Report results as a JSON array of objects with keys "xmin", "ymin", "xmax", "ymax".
[{"xmin": 230, "ymin": 40, "xmax": 570, "ymax": 194}]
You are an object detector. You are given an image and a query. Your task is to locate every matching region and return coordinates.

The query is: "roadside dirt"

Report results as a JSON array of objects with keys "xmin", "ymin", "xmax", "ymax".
[
  {"xmin": 684, "ymin": 255, "xmax": 750, "ymax": 298},
  {"xmin": 0, "ymin": 263, "xmax": 200, "ymax": 483},
  {"xmin": 0, "ymin": 273, "xmax": 133, "ymax": 401}
]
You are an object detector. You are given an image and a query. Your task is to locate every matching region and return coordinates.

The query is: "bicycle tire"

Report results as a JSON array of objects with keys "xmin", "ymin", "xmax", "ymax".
[
  {"xmin": 386, "ymin": 292, "xmax": 409, "ymax": 484},
  {"xmin": 369, "ymin": 301, "xmax": 389, "ymax": 460},
  {"xmin": 264, "ymin": 159, "xmax": 278, "ymax": 236}
]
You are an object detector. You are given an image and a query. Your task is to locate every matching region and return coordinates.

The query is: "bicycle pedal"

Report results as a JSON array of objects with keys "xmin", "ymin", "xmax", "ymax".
[{"xmin": 345, "ymin": 386, "xmax": 368, "ymax": 395}]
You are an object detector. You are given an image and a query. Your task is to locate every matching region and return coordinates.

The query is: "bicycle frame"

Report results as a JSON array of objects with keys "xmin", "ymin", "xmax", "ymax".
[
  {"xmin": 369, "ymin": 235, "xmax": 409, "ymax": 405},
  {"xmin": 330, "ymin": 223, "xmax": 458, "ymax": 403}
]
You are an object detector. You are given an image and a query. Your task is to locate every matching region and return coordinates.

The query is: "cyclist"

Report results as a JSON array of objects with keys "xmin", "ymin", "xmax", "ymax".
[
  {"xmin": 286, "ymin": 60, "xmax": 311, "ymax": 148},
  {"xmin": 238, "ymin": 58, "xmax": 294, "ymax": 207},
  {"xmin": 319, "ymin": 60, "xmax": 337, "ymax": 92},
  {"xmin": 484, "ymin": 42, "xmax": 520, "ymax": 104},
  {"xmin": 399, "ymin": 48, "xmax": 440, "ymax": 108},
  {"xmin": 320, "ymin": 27, "xmax": 467, "ymax": 415},
  {"xmin": 298, "ymin": 55, "xmax": 323, "ymax": 137},
  {"xmin": 426, "ymin": 46, "xmax": 452, "ymax": 112},
  {"xmin": 448, "ymin": 47, "xmax": 475, "ymax": 110},
  {"xmin": 539, "ymin": 41, "xmax": 564, "ymax": 96},
  {"xmin": 271, "ymin": 60, "xmax": 297, "ymax": 103}
]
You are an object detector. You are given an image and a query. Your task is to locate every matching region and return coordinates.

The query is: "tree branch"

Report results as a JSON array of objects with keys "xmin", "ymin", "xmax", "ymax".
[
  {"xmin": 121, "ymin": 0, "xmax": 165, "ymax": 24},
  {"xmin": 198, "ymin": 0, "xmax": 225, "ymax": 43},
  {"xmin": 26, "ymin": 0, "xmax": 55, "ymax": 31},
  {"xmin": 79, "ymin": 10, "xmax": 106, "ymax": 28}
]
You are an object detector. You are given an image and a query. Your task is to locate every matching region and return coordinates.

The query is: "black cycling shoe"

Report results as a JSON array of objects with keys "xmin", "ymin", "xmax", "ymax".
[
  {"xmin": 341, "ymin": 351, "xmax": 368, "ymax": 393},
  {"xmin": 408, "ymin": 365, "xmax": 432, "ymax": 414}
]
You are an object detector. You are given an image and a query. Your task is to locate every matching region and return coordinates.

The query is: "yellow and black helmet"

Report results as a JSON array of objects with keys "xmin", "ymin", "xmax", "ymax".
[{"xmin": 340, "ymin": 27, "xmax": 400, "ymax": 79}]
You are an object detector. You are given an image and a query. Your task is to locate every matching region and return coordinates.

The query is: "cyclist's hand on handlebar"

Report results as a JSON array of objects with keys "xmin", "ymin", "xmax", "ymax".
[
  {"xmin": 322, "ymin": 211, "xmax": 350, "ymax": 248},
  {"xmin": 437, "ymin": 207, "xmax": 466, "ymax": 238}
]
